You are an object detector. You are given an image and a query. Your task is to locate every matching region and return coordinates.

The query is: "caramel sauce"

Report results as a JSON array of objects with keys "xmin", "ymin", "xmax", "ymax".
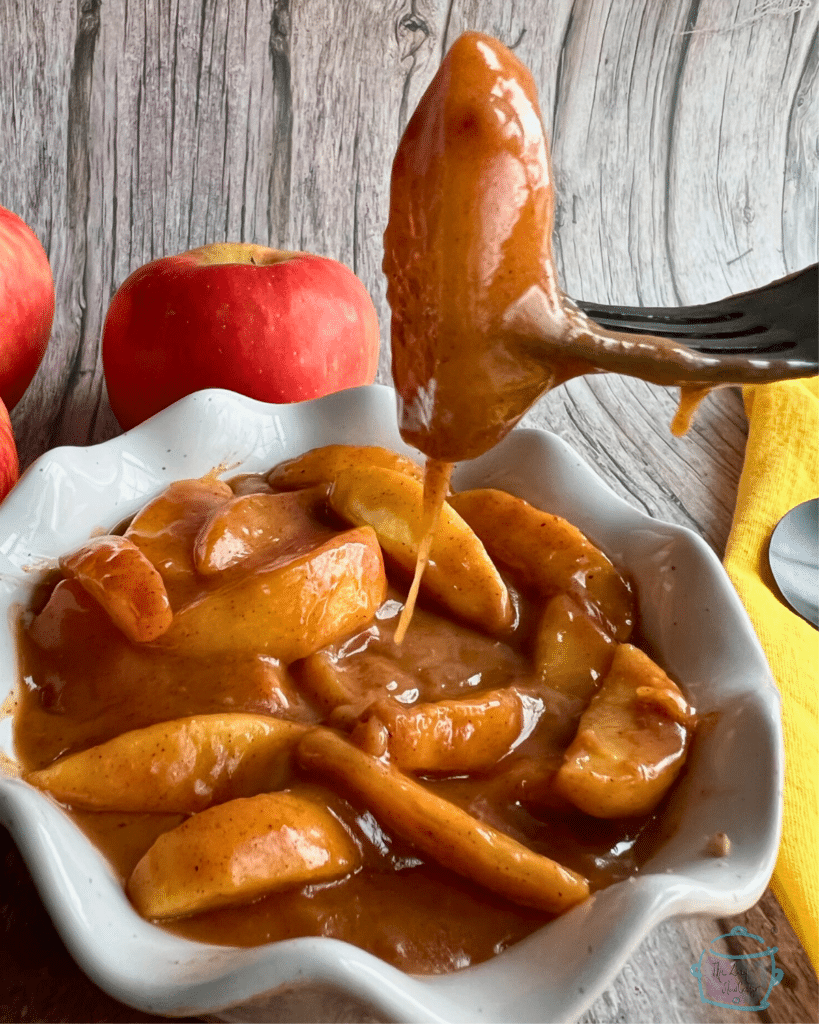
[
  {"xmin": 383, "ymin": 32, "xmax": 583, "ymax": 464},
  {"xmin": 12, "ymin": 32, "xmax": 705, "ymax": 979},
  {"xmin": 671, "ymin": 385, "xmax": 714, "ymax": 436},
  {"xmin": 14, "ymin": 472, "xmax": 666, "ymax": 974},
  {"xmin": 383, "ymin": 32, "xmax": 719, "ymax": 471}
]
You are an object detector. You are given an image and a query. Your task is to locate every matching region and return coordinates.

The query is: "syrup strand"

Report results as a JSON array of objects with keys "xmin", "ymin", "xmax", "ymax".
[{"xmin": 393, "ymin": 458, "xmax": 454, "ymax": 645}]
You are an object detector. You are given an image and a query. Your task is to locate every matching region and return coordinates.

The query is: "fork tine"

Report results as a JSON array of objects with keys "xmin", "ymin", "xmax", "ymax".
[
  {"xmin": 508, "ymin": 264, "xmax": 816, "ymax": 387},
  {"xmin": 574, "ymin": 264, "xmax": 817, "ymax": 362},
  {"xmin": 574, "ymin": 307, "xmax": 754, "ymax": 339},
  {"xmin": 576, "ymin": 264, "xmax": 815, "ymax": 323},
  {"xmin": 575, "ymin": 302, "xmax": 745, "ymax": 330}
]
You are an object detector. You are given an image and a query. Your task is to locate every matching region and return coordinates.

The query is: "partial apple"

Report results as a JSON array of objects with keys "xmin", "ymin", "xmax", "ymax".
[
  {"xmin": 0, "ymin": 205, "xmax": 55, "ymax": 410},
  {"xmin": 0, "ymin": 397, "xmax": 19, "ymax": 502},
  {"xmin": 102, "ymin": 244, "xmax": 381, "ymax": 430}
]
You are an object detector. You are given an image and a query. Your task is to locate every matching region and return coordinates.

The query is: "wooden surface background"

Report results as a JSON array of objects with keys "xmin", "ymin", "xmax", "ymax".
[{"xmin": 1, "ymin": 0, "xmax": 817, "ymax": 1021}]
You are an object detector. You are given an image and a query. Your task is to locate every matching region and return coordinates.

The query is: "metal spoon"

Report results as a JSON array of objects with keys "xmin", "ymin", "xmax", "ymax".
[{"xmin": 768, "ymin": 498, "xmax": 819, "ymax": 629}]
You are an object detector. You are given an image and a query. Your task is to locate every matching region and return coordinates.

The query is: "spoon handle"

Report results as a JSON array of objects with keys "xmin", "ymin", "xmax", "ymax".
[{"xmin": 768, "ymin": 497, "xmax": 819, "ymax": 629}]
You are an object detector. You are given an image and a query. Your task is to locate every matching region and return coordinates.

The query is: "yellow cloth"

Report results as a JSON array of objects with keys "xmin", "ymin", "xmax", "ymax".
[{"xmin": 723, "ymin": 377, "xmax": 819, "ymax": 975}]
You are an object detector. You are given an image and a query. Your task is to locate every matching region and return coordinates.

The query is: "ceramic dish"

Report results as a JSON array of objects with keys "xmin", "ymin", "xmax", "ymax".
[{"xmin": 0, "ymin": 385, "xmax": 782, "ymax": 1023}]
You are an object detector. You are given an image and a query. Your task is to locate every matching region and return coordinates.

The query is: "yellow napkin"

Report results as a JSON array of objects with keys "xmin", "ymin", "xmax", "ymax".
[{"xmin": 723, "ymin": 377, "xmax": 819, "ymax": 975}]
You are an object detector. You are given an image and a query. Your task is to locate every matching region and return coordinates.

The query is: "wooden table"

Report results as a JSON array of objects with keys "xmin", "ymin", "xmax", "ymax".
[{"xmin": 1, "ymin": 1, "xmax": 816, "ymax": 1021}]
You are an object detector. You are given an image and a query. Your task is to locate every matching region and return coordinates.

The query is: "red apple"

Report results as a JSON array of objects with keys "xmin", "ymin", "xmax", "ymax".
[
  {"xmin": 0, "ymin": 397, "xmax": 19, "ymax": 502},
  {"xmin": 0, "ymin": 205, "xmax": 55, "ymax": 409},
  {"xmin": 102, "ymin": 243, "xmax": 381, "ymax": 430}
]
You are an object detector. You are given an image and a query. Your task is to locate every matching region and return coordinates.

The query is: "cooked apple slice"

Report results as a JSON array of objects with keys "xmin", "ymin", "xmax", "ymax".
[
  {"xmin": 59, "ymin": 535, "xmax": 172, "ymax": 643},
  {"xmin": 296, "ymin": 649, "xmax": 362, "ymax": 714},
  {"xmin": 297, "ymin": 727, "xmax": 589, "ymax": 914},
  {"xmin": 533, "ymin": 594, "xmax": 616, "ymax": 703},
  {"xmin": 127, "ymin": 789, "xmax": 361, "ymax": 919},
  {"xmin": 353, "ymin": 688, "xmax": 531, "ymax": 773},
  {"xmin": 193, "ymin": 488, "xmax": 331, "ymax": 575},
  {"xmin": 554, "ymin": 643, "xmax": 695, "ymax": 819},
  {"xmin": 228, "ymin": 473, "xmax": 276, "ymax": 496},
  {"xmin": 25, "ymin": 713, "xmax": 306, "ymax": 812},
  {"xmin": 449, "ymin": 488, "xmax": 634, "ymax": 640},
  {"xmin": 156, "ymin": 526, "xmax": 386, "ymax": 662},
  {"xmin": 125, "ymin": 476, "xmax": 233, "ymax": 603},
  {"xmin": 485, "ymin": 754, "xmax": 572, "ymax": 812},
  {"xmin": 268, "ymin": 444, "xmax": 424, "ymax": 490},
  {"xmin": 328, "ymin": 466, "xmax": 513, "ymax": 635}
]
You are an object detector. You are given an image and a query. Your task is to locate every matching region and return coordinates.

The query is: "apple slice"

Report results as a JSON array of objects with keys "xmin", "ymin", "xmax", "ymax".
[
  {"xmin": 25, "ymin": 713, "xmax": 306, "ymax": 813},
  {"xmin": 296, "ymin": 648, "xmax": 378, "ymax": 717},
  {"xmin": 20, "ymin": 576, "xmax": 312, "ymax": 769},
  {"xmin": 554, "ymin": 644, "xmax": 695, "ymax": 819},
  {"xmin": 353, "ymin": 688, "xmax": 530, "ymax": 773},
  {"xmin": 328, "ymin": 466, "xmax": 513, "ymax": 635},
  {"xmin": 127, "ymin": 789, "xmax": 361, "ymax": 919},
  {"xmin": 193, "ymin": 489, "xmax": 331, "ymax": 575},
  {"xmin": 533, "ymin": 594, "xmax": 616, "ymax": 703},
  {"xmin": 268, "ymin": 444, "xmax": 424, "ymax": 490},
  {"xmin": 485, "ymin": 754, "xmax": 572, "ymax": 812},
  {"xmin": 449, "ymin": 488, "xmax": 634, "ymax": 640},
  {"xmin": 297, "ymin": 727, "xmax": 590, "ymax": 914},
  {"xmin": 125, "ymin": 476, "xmax": 234, "ymax": 602},
  {"xmin": 156, "ymin": 526, "xmax": 386, "ymax": 662},
  {"xmin": 59, "ymin": 535, "xmax": 172, "ymax": 643}
]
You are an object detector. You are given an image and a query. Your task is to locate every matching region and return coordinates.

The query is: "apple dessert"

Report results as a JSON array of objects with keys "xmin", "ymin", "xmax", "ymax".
[
  {"xmin": 380, "ymin": 30, "xmax": 731, "ymax": 644},
  {"xmin": 384, "ymin": 30, "xmax": 727, "ymax": 465},
  {"xmin": 15, "ymin": 29, "xmax": 703, "ymax": 976},
  {"xmin": 15, "ymin": 444, "xmax": 696, "ymax": 974}
]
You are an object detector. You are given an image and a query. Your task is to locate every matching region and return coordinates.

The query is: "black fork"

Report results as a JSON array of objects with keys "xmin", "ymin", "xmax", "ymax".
[{"xmin": 572, "ymin": 264, "xmax": 817, "ymax": 383}]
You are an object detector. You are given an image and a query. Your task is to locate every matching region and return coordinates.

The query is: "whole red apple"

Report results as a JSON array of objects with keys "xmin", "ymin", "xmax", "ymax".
[
  {"xmin": 0, "ymin": 205, "xmax": 55, "ymax": 409},
  {"xmin": 102, "ymin": 243, "xmax": 381, "ymax": 430},
  {"xmin": 0, "ymin": 397, "xmax": 19, "ymax": 502}
]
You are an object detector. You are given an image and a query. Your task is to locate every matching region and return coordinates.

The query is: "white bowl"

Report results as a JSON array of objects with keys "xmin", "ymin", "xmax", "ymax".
[{"xmin": 0, "ymin": 385, "xmax": 782, "ymax": 1023}]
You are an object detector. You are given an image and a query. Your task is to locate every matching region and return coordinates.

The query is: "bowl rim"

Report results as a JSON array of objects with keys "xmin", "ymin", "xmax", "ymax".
[{"xmin": 0, "ymin": 385, "xmax": 783, "ymax": 1023}]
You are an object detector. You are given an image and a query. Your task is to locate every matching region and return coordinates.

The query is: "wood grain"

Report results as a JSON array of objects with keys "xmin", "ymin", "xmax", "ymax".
[{"xmin": 1, "ymin": 0, "xmax": 816, "ymax": 1021}]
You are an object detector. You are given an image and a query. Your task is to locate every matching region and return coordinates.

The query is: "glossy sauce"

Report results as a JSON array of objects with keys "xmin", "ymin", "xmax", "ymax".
[
  {"xmin": 15, "ymin": 470, "xmax": 667, "ymax": 975},
  {"xmin": 383, "ymin": 32, "xmax": 582, "ymax": 463},
  {"xmin": 14, "ymin": 32, "xmax": 702, "ymax": 977},
  {"xmin": 383, "ymin": 32, "xmax": 719, "ymax": 469}
]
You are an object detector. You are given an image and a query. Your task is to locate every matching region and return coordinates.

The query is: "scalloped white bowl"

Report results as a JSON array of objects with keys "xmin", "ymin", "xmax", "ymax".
[{"xmin": 0, "ymin": 385, "xmax": 782, "ymax": 1023}]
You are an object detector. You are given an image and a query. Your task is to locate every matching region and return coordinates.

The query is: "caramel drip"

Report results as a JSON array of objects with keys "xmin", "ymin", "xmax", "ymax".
[
  {"xmin": 393, "ymin": 458, "xmax": 454, "ymax": 645},
  {"xmin": 671, "ymin": 384, "xmax": 717, "ymax": 436}
]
